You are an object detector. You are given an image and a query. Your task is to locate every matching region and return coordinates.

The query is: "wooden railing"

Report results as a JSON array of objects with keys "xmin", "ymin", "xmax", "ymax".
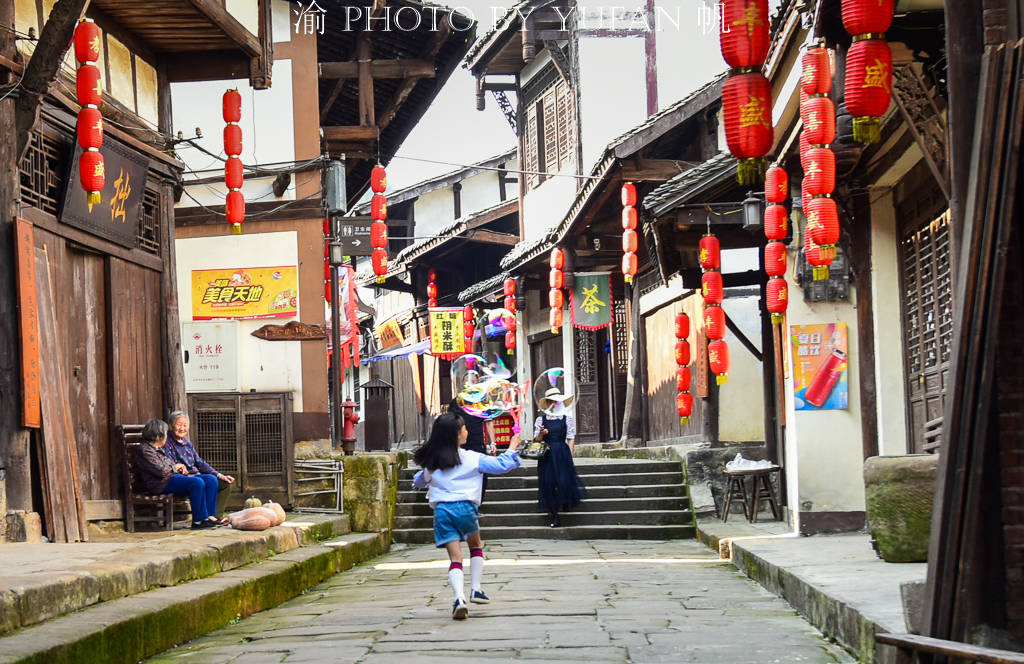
[{"xmin": 876, "ymin": 633, "xmax": 1024, "ymax": 664}]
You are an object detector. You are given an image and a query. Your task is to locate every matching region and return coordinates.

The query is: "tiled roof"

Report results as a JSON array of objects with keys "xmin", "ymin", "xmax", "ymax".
[
  {"xmin": 642, "ymin": 153, "xmax": 736, "ymax": 215},
  {"xmin": 463, "ymin": 1, "xmax": 526, "ymax": 66},
  {"xmin": 458, "ymin": 272, "xmax": 510, "ymax": 303}
]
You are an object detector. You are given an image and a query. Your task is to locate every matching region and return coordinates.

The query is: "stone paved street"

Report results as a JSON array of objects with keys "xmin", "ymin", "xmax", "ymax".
[{"xmin": 145, "ymin": 539, "xmax": 853, "ymax": 663}]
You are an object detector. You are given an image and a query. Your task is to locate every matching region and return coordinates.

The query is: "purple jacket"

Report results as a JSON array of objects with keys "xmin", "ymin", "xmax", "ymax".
[{"xmin": 163, "ymin": 435, "xmax": 216, "ymax": 476}]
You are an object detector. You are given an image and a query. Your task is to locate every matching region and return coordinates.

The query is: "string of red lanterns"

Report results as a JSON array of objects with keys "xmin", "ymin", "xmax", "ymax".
[
  {"xmin": 675, "ymin": 312, "xmax": 693, "ymax": 425},
  {"xmin": 549, "ymin": 247, "xmax": 565, "ymax": 334},
  {"xmin": 841, "ymin": 0, "xmax": 895, "ymax": 143},
  {"xmin": 699, "ymin": 233, "xmax": 729, "ymax": 385},
  {"xmin": 463, "ymin": 305, "xmax": 476, "ymax": 353},
  {"xmin": 503, "ymin": 277, "xmax": 517, "ymax": 355},
  {"xmin": 74, "ymin": 19, "xmax": 104, "ymax": 208},
  {"xmin": 222, "ymin": 89, "xmax": 244, "ymax": 234},
  {"xmin": 799, "ymin": 45, "xmax": 839, "ymax": 280},
  {"xmin": 621, "ymin": 183, "xmax": 638, "ymax": 283},
  {"xmin": 426, "ymin": 268, "xmax": 438, "ymax": 308},
  {"xmin": 323, "ymin": 218, "xmax": 332, "ymax": 304},
  {"xmin": 764, "ymin": 164, "xmax": 789, "ymax": 324},
  {"xmin": 370, "ymin": 165, "xmax": 389, "ymax": 283}
]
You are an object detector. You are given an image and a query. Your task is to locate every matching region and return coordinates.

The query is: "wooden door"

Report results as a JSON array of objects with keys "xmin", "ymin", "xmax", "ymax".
[
  {"xmin": 643, "ymin": 296, "xmax": 705, "ymax": 442},
  {"xmin": 574, "ymin": 328, "xmax": 600, "ymax": 443}
]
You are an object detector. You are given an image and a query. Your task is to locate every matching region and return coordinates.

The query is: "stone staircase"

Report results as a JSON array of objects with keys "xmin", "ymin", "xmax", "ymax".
[{"xmin": 393, "ymin": 458, "xmax": 695, "ymax": 542}]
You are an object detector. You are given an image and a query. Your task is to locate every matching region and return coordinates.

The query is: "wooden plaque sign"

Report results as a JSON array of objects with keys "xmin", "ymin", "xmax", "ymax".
[{"xmin": 14, "ymin": 218, "xmax": 40, "ymax": 428}]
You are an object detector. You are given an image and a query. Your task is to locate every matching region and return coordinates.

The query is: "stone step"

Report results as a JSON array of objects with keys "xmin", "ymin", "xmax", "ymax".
[
  {"xmin": 398, "ymin": 471, "xmax": 682, "ymax": 491},
  {"xmin": 395, "ymin": 495, "xmax": 690, "ymax": 516},
  {"xmin": 399, "ymin": 459, "xmax": 682, "ymax": 479},
  {"xmin": 394, "ymin": 509, "xmax": 691, "ymax": 530},
  {"xmin": 396, "ymin": 483, "xmax": 687, "ymax": 504},
  {"xmin": 392, "ymin": 523, "xmax": 696, "ymax": 543}
]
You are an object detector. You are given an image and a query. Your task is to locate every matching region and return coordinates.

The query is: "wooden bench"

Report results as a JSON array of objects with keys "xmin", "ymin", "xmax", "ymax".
[
  {"xmin": 877, "ymin": 632, "xmax": 1024, "ymax": 663},
  {"xmin": 117, "ymin": 425, "xmax": 191, "ymax": 532}
]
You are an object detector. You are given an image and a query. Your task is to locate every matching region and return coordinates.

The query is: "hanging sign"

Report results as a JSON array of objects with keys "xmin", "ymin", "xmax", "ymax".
[
  {"xmin": 191, "ymin": 266, "xmax": 298, "ymax": 320},
  {"xmin": 376, "ymin": 318, "xmax": 405, "ymax": 350},
  {"xmin": 60, "ymin": 140, "xmax": 148, "ymax": 248},
  {"xmin": 570, "ymin": 272, "xmax": 614, "ymax": 330},
  {"xmin": 490, "ymin": 413, "xmax": 515, "ymax": 450},
  {"xmin": 791, "ymin": 322, "xmax": 849, "ymax": 410},
  {"xmin": 14, "ymin": 218, "xmax": 40, "ymax": 428},
  {"xmin": 428, "ymin": 307, "xmax": 465, "ymax": 360}
]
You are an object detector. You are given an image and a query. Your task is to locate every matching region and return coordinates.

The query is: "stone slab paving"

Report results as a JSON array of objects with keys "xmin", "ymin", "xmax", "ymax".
[{"xmin": 146, "ymin": 539, "xmax": 853, "ymax": 663}]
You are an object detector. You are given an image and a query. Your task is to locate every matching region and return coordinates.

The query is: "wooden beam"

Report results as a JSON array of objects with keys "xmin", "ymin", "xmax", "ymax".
[
  {"xmin": 319, "ymin": 59, "xmax": 437, "ymax": 79},
  {"xmin": 185, "ymin": 0, "xmax": 261, "ymax": 57},
  {"xmin": 174, "ymin": 198, "xmax": 325, "ymax": 228},
  {"xmin": 464, "ymin": 230, "xmax": 518, "ymax": 246},
  {"xmin": 357, "ymin": 35, "xmax": 374, "ymax": 126},
  {"xmin": 482, "ymin": 81, "xmax": 517, "ymax": 92},
  {"xmin": 621, "ymin": 158, "xmax": 697, "ymax": 182},
  {"xmin": 322, "ymin": 125, "xmax": 380, "ymax": 142},
  {"xmin": 377, "ymin": 22, "xmax": 451, "ymax": 130},
  {"xmin": 165, "ymin": 51, "xmax": 251, "ymax": 83}
]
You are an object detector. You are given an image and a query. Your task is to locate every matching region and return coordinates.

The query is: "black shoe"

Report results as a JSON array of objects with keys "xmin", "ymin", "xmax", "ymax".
[
  {"xmin": 548, "ymin": 513, "xmax": 561, "ymax": 528},
  {"xmin": 191, "ymin": 520, "xmax": 217, "ymax": 530}
]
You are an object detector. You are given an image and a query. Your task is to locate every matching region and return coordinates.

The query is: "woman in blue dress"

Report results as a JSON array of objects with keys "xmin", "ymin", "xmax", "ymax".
[{"xmin": 533, "ymin": 388, "xmax": 586, "ymax": 527}]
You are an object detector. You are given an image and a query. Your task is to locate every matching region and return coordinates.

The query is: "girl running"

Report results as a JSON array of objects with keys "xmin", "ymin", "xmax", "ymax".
[{"xmin": 412, "ymin": 412, "xmax": 522, "ymax": 620}]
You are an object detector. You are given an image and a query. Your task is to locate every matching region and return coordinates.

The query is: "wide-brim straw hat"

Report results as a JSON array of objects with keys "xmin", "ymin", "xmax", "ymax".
[{"xmin": 539, "ymin": 387, "xmax": 574, "ymax": 410}]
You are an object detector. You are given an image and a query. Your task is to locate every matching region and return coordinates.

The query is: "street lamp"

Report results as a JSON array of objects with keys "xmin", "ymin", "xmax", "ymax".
[
  {"xmin": 742, "ymin": 193, "xmax": 763, "ymax": 233},
  {"xmin": 324, "ymin": 158, "xmax": 347, "ymax": 452}
]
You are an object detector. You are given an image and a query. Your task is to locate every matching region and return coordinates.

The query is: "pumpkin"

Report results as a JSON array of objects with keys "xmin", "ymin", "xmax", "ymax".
[
  {"xmin": 229, "ymin": 507, "xmax": 276, "ymax": 531},
  {"xmin": 244, "ymin": 496, "xmax": 262, "ymax": 509},
  {"xmin": 263, "ymin": 501, "xmax": 286, "ymax": 526}
]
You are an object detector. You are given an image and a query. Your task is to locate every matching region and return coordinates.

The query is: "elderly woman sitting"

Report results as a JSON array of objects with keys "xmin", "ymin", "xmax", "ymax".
[
  {"xmin": 134, "ymin": 419, "xmax": 222, "ymax": 530},
  {"xmin": 164, "ymin": 410, "xmax": 235, "ymax": 521}
]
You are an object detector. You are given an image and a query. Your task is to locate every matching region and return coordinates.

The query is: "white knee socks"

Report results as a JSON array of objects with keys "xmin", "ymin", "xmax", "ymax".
[
  {"xmin": 448, "ymin": 561, "xmax": 465, "ymax": 601},
  {"xmin": 470, "ymin": 547, "xmax": 484, "ymax": 591}
]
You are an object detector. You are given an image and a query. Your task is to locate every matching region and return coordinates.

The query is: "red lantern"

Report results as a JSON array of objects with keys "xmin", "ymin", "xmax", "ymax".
[
  {"xmin": 765, "ymin": 165, "xmax": 788, "ymax": 203},
  {"xmin": 801, "ymin": 46, "xmax": 832, "ymax": 96},
  {"xmin": 806, "ymin": 196, "xmax": 840, "ymax": 248},
  {"xmin": 427, "ymin": 269, "xmax": 437, "ymax": 283},
  {"xmin": 764, "ymin": 204, "xmax": 788, "ymax": 240},
  {"xmin": 324, "ymin": 281, "xmax": 331, "ymax": 303},
  {"xmin": 371, "ymin": 165, "xmax": 387, "ymax": 193},
  {"xmin": 464, "ymin": 322, "xmax": 475, "ymax": 342},
  {"xmin": 73, "ymin": 19, "xmax": 101, "ymax": 64},
  {"xmin": 675, "ymin": 339, "xmax": 691, "ymax": 366},
  {"xmin": 766, "ymin": 277, "xmax": 788, "ymax": 323},
  {"xmin": 677, "ymin": 391, "xmax": 694, "ymax": 424},
  {"xmin": 845, "ymin": 38, "xmax": 892, "ymax": 143},
  {"xmin": 549, "ymin": 269, "xmax": 564, "ymax": 290},
  {"xmin": 226, "ymin": 190, "xmax": 245, "ymax": 224},
  {"xmin": 803, "ymin": 147, "xmax": 836, "ymax": 195},
  {"xmin": 549, "ymin": 288, "xmax": 564, "ymax": 309},
  {"xmin": 709, "ymin": 339, "xmax": 731, "ymax": 384},
  {"xmin": 676, "ymin": 367, "xmax": 692, "ymax": 391},
  {"xmin": 223, "ymin": 89, "xmax": 242, "ymax": 124},
  {"xmin": 224, "ymin": 124, "xmax": 242, "ymax": 157},
  {"xmin": 621, "ymin": 182, "xmax": 637, "ymax": 207},
  {"xmin": 504, "ymin": 295, "xmax": 517, "ymax": 314},
  {"xmin": 324, "ymin": 261, "xmax": 332, "ymax": 281},
  {"xmin": 76, "ymin": 63, "xmax": 103, "ymax": 107},
  {"xmin": 372, "ymin": 249, "xmax": 388, "ymax": 283},
  {"xmin": 79, "ymin": 149, "xmax": 105, "ymax": 205},
  {"xmin": 371, "ymin": 221, "xmax": 388, "ymax": 248},
  {"xmin": 505, "ymin": 330, "xmax": 516, "ymax": 354},
  {"xmin": 550, "ymin": 307, "xmax": 563, "ymax": 333},
  {"xmin": 799, "ymin": 130, "xmax": 813, "ymax": 174},
  {"xmin": 426, "ymin": 283, "xmax": 438, "ymax": 299},
  {"xmin": 463, "ymin": 305, "xmax": 474, "ymax": 320},
  {"xmin": 722, "ymin": 72, "xmax": 774, "ymax": 185},
  {"xmin": 323, "ymin": 218, "xmax": 330, "ymax": 236},
  {"xmin": 371, "ymin": 194, "xmax": 388, "ymax": 221},
  {"xmin": 428, "ymin": 298, "xmax": 438, "ymax": 308},
  {"xmin": 719, "ymin": 0, "xmax": 770, "ymax": 69},
  {"xmin": 224, "ymin": 156, "xmax": 243, "ymax": 190},
  {"xmin": 622, "ymin": 252, "xmax": 638, "ymax": 283},
  {"xmin": 550, "ymin": 247, "xmax": 565, "ymax": 270},
  {"xmin": 622, "ymin": 229, "xmax": 638, "ymax": 253},
  {"xmin": 765, "ymin": 241, "xmax": 787, "ymax": 277},
  {"xmin": 805, "ymin": 231, "xmax": 831, "ymax": 281},
  {"xmin": 504, "ymin": 314, "xmax": 517, "ymax": 332},
  {"xmin": 76, "ymin": 107, "xmax": 103, "ymax": 149},
  {"xmin": 842, "ymin": 0, "xmax": 895, "ymax": 36},
  {"xmin": 704, "ymin": 305, "xmax": 726, "ymax": 340},
  {"xmin": 801, "ymin": 95, "xmax": 836, "ymax": 145},
  {"xmin": 702, "ymin": 271, "xmax": 724, "ymax": 304},
  {"xmin": 622, "ymin": 205, "xmax": 638, "ymax": 230},
  {"xmin": 674, "ymin": 312, "xmax": 689, "ymax": 340},
  {"xmin": 503, "ymin": 277, "xmax": 516, "ymax": 297},
  {"xmin": 699, "ymin": 234, "xmax": 721, "ymax": 270}
]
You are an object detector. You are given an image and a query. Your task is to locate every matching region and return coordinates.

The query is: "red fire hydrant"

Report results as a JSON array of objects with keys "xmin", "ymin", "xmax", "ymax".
[{"xmin": 340, "ymin": 399, "xmax": 359, "ymax": 455}]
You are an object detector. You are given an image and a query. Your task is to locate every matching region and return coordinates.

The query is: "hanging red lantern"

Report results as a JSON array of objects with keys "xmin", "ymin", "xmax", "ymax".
[
  {"xmin": 371, "ymin": 194, "xmax": 388, "ymax": 221},
  {"xmin": 503, "ymin": 277, "xmax": 516, "ymax": 297},
  {"xmin": 845, "ymin": 38, "xmax": 892, "ymax": 143},
  {"xmin": 702, "ymin": 271, "xmax": 724, "ymax": 304},
  {"xmin": 801, "ymin": 95, "xmax": 836, "ymax": 145},
  {"xmin": 549, "ymin": 289, "xmax": 564, "ymax": 309},
  {"xmin": 622, "ymin": 229, "xmax": 638, "ymax": 253},
  {"xmin": 806, "ymin": 196, "xmax": 840, "ymax": 249},
  {"xmin": 372, "ymin": 248, "xmax": 388, "ymax": 283},
  {"xmin": 224, "ymin": 156, "xmax": 243, "ymax": 190},
  {"xmin": 79, "ymin": 150, "xmax": 105, "ymax": 205},
  {"xmin": 622, "ymin": 205, "xmax": 638, "ymax": 230},
  {"xmin": 805, "ymin": 231, "xmax": 831, "ymax": 281},
  {"xmin": 464, "ymin": 304, "xmax": 475, "ymax": 329},
  {"xmin": 803, "ymin": 147, "xmax": 836, "ymax": 195},
  {"xmin": 426, "ymin": 269, "xmax": 437, "ymax": 283},
  {"xmin": 549, "ymin": 269, "xmax": 564, "ymax": 290},
  {"xmin": 371, "ymin": 222, "xmax": 388, "ymax": 249},
  {"xmin": 505, "ymin": 330, "xmax": 516, "ymax": 354},
  {"xmin": 76, "ymin": 107, "xmax": 103, "ymax": 149},
  {"xmin": 224, "ymin": 123, "xmax": 242, "ymax": 157},
  {"xmin": 674, "ymin": 312, "xmax": 689, "ymax": 340},
  {"xmin": 74, "ymin": 19, "xmax": 101, "ymax": 64},
  {"xmin": 764, "ymin": 204, "xmax": 788, "ymax": 240},
  {"xmin": 550, "ymin": 307, "xmax": 563, "ymax": 333},
  {"xmin": 371, "ymin": 165, "xmax": 387, "ymax": 193},
  {"xmin": 704, "ymin": 305, "xmax": 726, "ymax": 340},
  {"xmin": 801, "ymin": 46, "xmax": 832, "ymax": 96},
  {"xmin": 621, "ymin": 182, "xmax": 637, "ymax": 207},
  {"xmin": 766, "ymin": 277, "xmax": 788, "ymax": 323},
  {"xmin": 428, "ymin": 298, "xmax": 438, "ymax": 308},
  {"xmin": 504, "ymin": 295, "xmax": 517, "ymax": 314},
  {"xmin": 765, "ymin": 241, "xmax": 787, "ymax": 276},
  {"xmin": 426, "ymin": 282, "xmax": 438, "ymax": 299},
  {"xmin": 675, "ymin": 339, "xmax": 691, "ymax": 366},
  {"xmin": 722, "ymin": 72, "xmax": 774, "ymax": 185},
  {"xmin": 622, "ymin": 251, "xmax": 638, "ymax": 283},
  {"xmin": 324, "ymin": 262, "xmax": 333, "ymax": 282},
  {"xmin": 504, "ymin": 314, "xmax": 517, "ymax": 332},
  {"xmin": 709, "ymin": 339, "xmax": 731, "ymax": 384},
  {"xmin": 76, "ymin": 63, "xmax": 103, "ymax": 107},
  {"xmin": 699, "ymin": 234, "xmax": 721, "ymax": 270},
  {"xmin": 799, "ymin": 130, "xmax": 813, "ymax": 174},
  {"xmin": 841, "ymin": 0, "xmax": 895, "ymax": 36},
  {"xmin": 676, "ymin": 367, "xmax": 692, "ymax": 391},
  {"xmin": 464, "ymin": 321, "xmax": 475, "ymax": 342},
  {"xmin": 765, "ymin": 165, "xmax": 788, "ymax": 203},
  {"xmin": 222, "ymin": 89, "xmax": 242, "ymax": 124},
  {"xmin": 324, "ymin": 281, "xmax": 332, "ymax": 304},
  {"xmin": 677, "ymin": 391, "xmax": 694, "ymax": 424},
  {"xmin": 226, "ymin": 190, "xmax": 245, "ymax": 223},
  {"xmin": 550, "ymin": 247, "xmax": 565, "ymax": 270},
  {"xmin": 323, "ymin": 218, "xmax": 330, "ymax": 236},
  {"xmin": 719, "ymin": 0, "xmax": 770, "ymax": 69}
]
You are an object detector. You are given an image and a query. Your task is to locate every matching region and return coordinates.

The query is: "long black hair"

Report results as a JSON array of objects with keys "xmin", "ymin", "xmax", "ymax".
[{"xmin": 414, "ymin": 412, "xmax": 465, "ymax": 471}]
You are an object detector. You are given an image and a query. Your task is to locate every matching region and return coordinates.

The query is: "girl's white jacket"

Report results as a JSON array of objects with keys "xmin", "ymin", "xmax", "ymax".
[{"xmin": 412, "ymin": 448, "xmax": 521, "ymax": 508}]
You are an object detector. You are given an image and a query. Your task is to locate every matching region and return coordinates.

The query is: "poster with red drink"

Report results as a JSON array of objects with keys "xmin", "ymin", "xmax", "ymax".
[{"xmin": 791, "ymin": 323, "xmax": 848, "ymax": 410}]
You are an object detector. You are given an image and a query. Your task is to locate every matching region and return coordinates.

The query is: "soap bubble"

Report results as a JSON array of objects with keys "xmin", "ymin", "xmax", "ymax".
[
  {"xmin": 533, "ymin": 367, "xmax": 578, "ymax": 414},
  {"xmin": 450, "ymin": 354, "xmax": 520, "ymax": 420}
]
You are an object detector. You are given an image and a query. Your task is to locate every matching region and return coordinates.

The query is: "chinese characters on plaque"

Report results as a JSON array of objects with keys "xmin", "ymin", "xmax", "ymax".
[
  {"xmin": 191, "ymin": 266, "xmax": 298, "ymax": 320},
  {"xmin": 428, "ymin": 307, "xmax": 465, "ymax": 360}
]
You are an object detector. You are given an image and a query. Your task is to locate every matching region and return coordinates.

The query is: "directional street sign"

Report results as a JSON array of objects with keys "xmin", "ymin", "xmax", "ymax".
[{"xmin": 338, "ymin": 217, "xmax": 373, "ymax": 256}]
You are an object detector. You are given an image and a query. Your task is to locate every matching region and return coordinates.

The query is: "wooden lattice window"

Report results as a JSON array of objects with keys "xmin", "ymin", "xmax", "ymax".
[
  {"xmin": 613, "ymin": 291, "xmax": 629, "ymax": 375},
  {"xmin": 19, "ymin": 130, "xmax": 66, "ymax": 216},
  {"xmin": 523, "ymin": 103, "xmax": 540, "ymax": 190},
  {"xmin": 522, "ymin": 79, "xmax": 577, "ymax": 193},
  {"xmin": 575, "ymin": 328, "xmax": 596, "ymax": 383},
  {"xmin": 900, "ymin": 211, "xmax": 953, "ymax": 375}
]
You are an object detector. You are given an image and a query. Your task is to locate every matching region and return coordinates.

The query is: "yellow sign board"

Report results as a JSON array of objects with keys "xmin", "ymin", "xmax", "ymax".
[
  {"xmin": 376, "ymin": 318, "xmax": 405, "ymax": 350},
  {"xmin": 191, "ymin": 266, "xmax": 298, "ymax": 320},
  {"xmin": 428, "ymin": 307, "xmax": 465, "ymax": 358}
]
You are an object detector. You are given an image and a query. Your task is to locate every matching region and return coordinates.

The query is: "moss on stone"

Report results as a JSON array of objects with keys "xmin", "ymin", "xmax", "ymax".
[{"xmin": 864, "ymin": 455, "xmax": 938, "ymax": 563}]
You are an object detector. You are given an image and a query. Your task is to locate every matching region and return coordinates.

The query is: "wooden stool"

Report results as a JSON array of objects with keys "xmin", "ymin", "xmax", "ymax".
[
  {"xmin": 721, "ymin": 474, "xmax": 749, "ymax": 522},
  {"xmin": 747, "ymin": 467, "xmax": 781, "ymax": 523}
]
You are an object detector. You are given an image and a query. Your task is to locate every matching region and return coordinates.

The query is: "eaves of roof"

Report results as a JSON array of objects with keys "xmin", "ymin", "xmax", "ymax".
[{"xmin": 642, "ymin": 153, "xmax": 737, "ymax": 217}]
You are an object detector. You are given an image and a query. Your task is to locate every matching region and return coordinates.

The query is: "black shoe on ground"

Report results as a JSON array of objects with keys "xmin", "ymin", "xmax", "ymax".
[{"xmin": 191, "ymin": 520, "xmax": 217, "ymax": 530}]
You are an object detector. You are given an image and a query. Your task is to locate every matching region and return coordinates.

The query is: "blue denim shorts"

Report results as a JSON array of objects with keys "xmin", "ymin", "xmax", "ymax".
[{"xmin": 433, "ymin": 500, "xmax": 480, "ymax": 547}]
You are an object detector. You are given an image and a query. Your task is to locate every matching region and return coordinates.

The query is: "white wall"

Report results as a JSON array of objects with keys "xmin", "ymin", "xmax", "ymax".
[
  {"xmin": 522, "ymin": 176, "xmax": 577, "ymax": 242},
  {"xmin": 175, "ymin": 232, "xmax": 305, "ymax": 411},
  {"xmin": 578, "ymin": 38, "xmax": 647, "ymax": 172},
  {"xmin": 226, "ymin": 0, "xmax": 260, "ymax": 36},
  {"xmin": 718, "ymin": 293, "xmax": 766, "ymax": 442},
  {"xmin": 655, "ymin": 2, "xmax": 722, "ymax": 110}
]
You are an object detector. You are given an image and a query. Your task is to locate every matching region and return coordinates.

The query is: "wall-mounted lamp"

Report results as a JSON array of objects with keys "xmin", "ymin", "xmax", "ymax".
[{"xmin": 742, "ymin": 193, "xmax": 763, "ymax": 233}]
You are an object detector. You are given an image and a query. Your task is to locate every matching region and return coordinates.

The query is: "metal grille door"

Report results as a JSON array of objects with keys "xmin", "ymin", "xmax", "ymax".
[
  {"xmin": 245, "ymin": 412, "xmax": 283, "ymax": 474},
  {"xmin": 194, "ymin": 410, "xmax": 239, "ymax": 475}
]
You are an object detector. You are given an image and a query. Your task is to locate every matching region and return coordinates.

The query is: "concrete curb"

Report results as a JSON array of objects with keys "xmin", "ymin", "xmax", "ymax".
[{"xmin": 0, "ymin": 532, "xmax": 387, "ymax": 664}]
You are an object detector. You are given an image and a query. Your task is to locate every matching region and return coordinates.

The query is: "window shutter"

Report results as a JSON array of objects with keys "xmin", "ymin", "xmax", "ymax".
[
  {"xmin": 542, "ymin": 88, "xmax": 559, "ymax": 179},
  {"xmin": 556, "ymin": 81, "xmax": 577, "ymax": 173},
  {"xmin": 524, "ymin": 103, "xmax": 539, "ymax": 190}
]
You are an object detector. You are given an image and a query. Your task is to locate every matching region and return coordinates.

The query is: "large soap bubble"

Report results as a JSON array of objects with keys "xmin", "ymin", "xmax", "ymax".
[
  {"xmin": 533, "ymin": 367, "xmax": 578, "ymax": 414},
  {"xmin": 450, "ymin": 354, "xmax": 519, "ymax": 420}
]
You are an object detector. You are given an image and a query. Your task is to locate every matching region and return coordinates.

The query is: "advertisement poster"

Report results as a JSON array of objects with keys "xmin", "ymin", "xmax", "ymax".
[
  {"xmin": 191, "ymin": 266, "xmax": 298, "ymax": 320},
  {"xmin": 428, "ymin": 307, "xmax": 465, "ymax": 359},
  {"xmin": 791, "ymin": 322, "xmax": 848, "ymax": 410},
  {"xmin": 490, "ymin": 414, "xmax": 515, "ymax": 450}
]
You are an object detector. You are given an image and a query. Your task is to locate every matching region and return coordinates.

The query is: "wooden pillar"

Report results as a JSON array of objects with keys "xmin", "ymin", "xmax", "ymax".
[
  {"xmin": 643, "ymin": 0, "xmax": 658, "ymax": 116},
  {"xmin": 849, "ymin": 178, "xmax": 879, "ymax": 459},
  {"xmin": 618, "ymin": 283, "xmax": 644, "ymax": 443},
  {"xmin": 159, "ymin": 184, "xmax": 187, "ymax": 414},
  {"xmin": 758, "ymin": 240, "xmax": 780, "ymax": 464},
  {"xmin": 357, "ymin": 34, "xmax": 374, "ymax": 127}
]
